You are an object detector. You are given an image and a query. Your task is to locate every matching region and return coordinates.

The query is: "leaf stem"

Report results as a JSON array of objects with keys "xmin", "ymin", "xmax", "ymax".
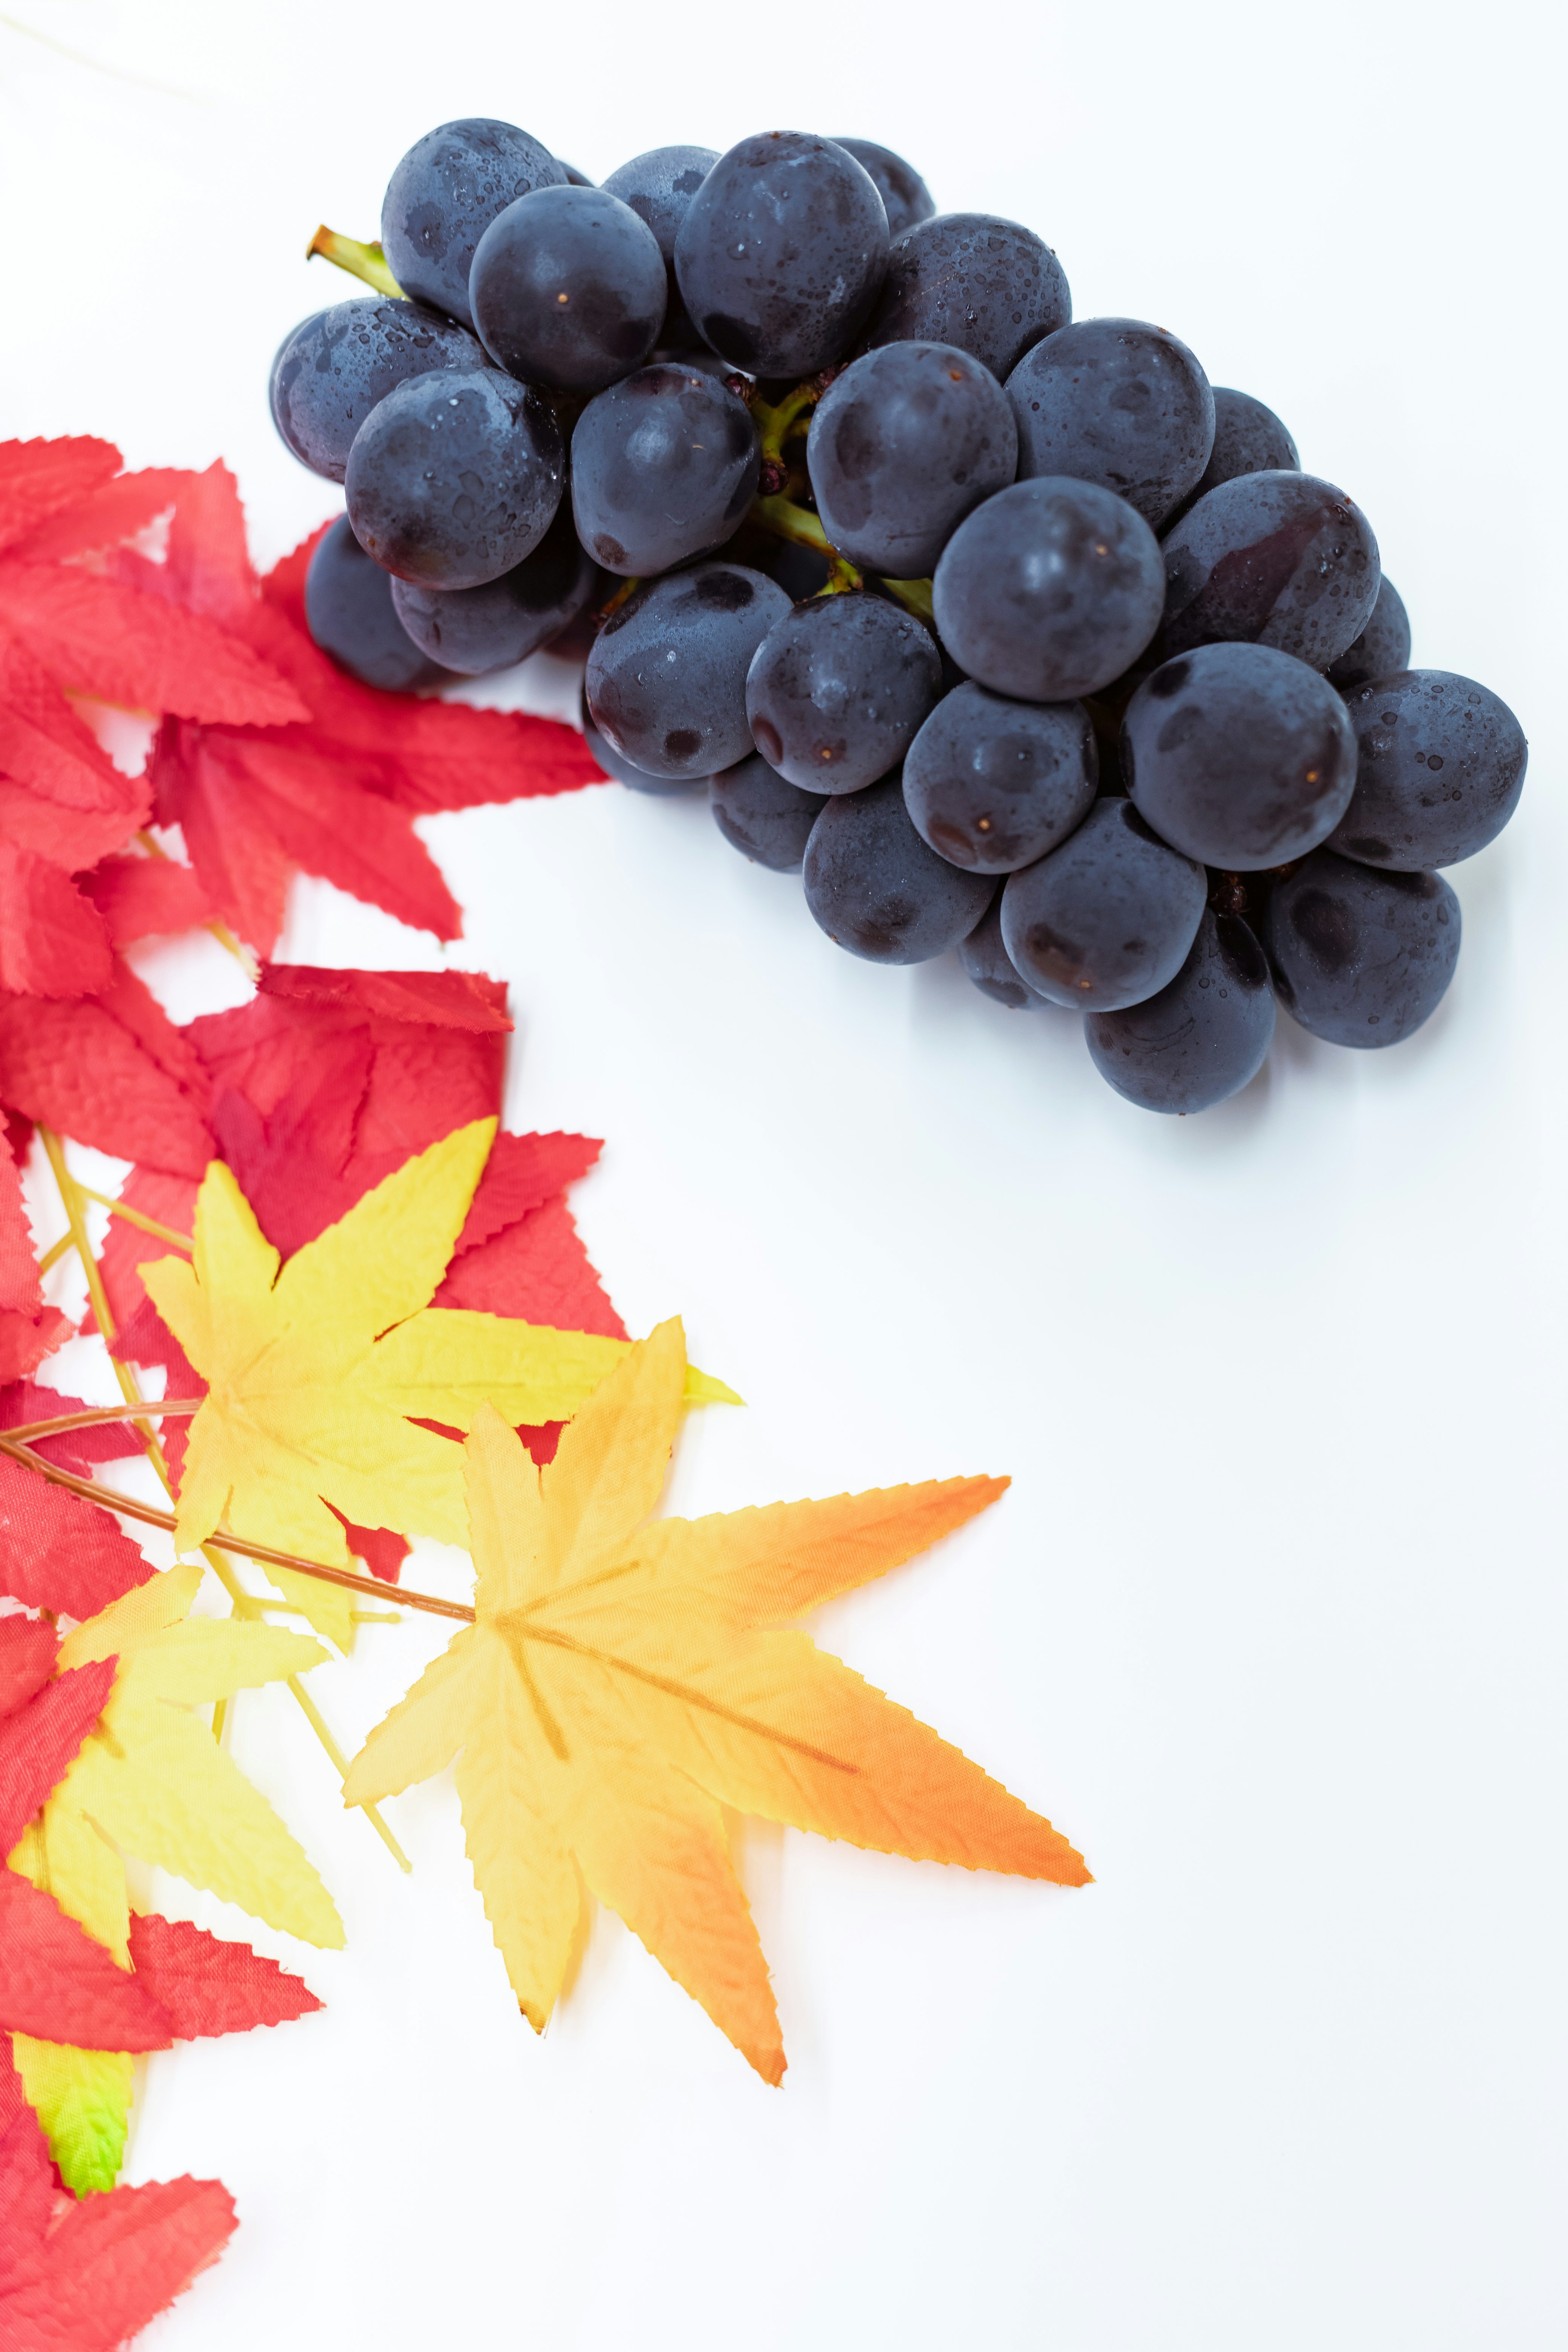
[
  {"xmin": 306, "ymin": 227, "xmax": 403, "ymax": 300},
  {"xmin": 72, "ymin": 1188, "xmax": 193, "ymax": 1253}
]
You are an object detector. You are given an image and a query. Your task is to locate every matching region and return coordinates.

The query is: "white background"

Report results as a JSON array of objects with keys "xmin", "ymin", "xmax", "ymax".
[{"xmin": 3, "ymin": 3, "xmax": 1566, "ymax": 2346}]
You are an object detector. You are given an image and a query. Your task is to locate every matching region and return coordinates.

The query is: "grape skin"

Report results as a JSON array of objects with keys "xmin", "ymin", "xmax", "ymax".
[
  {"xmin": 1121, "ymin": 643, "xmax": 1358, "ymax": 869},
  {"xmin": 1327, "ymin": 669, "xmax": 1528, "ymax": 869},
  {"xmin": 1085, "ymin": 909, "xmax": 1275, "ymax": 1112},
  {"xmin": 345, "ymin": 368, "xmax": 564, "ymax": 591},
  {"xmin": 585, "ymin": 563, "xmax": 791, "ymax": 780},
  {"xmin": 674, "ymin": 132, "xmax": 889, "ymax": 379},
  {"xmin": 269, "ymin": 300, "xmax": 487, "ymax": 486},
  {"xmin": 1264, "ymin": 851, "xmax": 1460, "ymax": 1046},
  {"xmin": 381, "ymin": 119, "xmax": 566, "ymax": 329},
  {"xmin": 903, "ymin": 682, "xmax": 1098, "ymax": 872},
  {"xmin": 1158, "ymin": 470, "xmax": 1381, "ymax": 672},
  {"xmin": 807, "ymin": 341, "xmax": 1018, "ymax": 579},
  {"xmin": 958, "ymin": 893, "xmax": 1054, "ymax": 1009},
  {"xmin": 579, "ymin": 686, "xmax": 706, "ymax": 795},
  {"xmin": 802, "ymin": 776, "xmax": 995, "ymax": 962},
  {"xmin": 390, "ymin": 508, "xmax": 596, "ymax": 675},
  {"xmin": 601, "ymin": 145, "xmax": 719, "ymax": 258},
  {"xmin": 745, "ymin": 595, "xmax": 942, "ymax": 794},
  {"xmin": 1007, "ymin": 319, "xmax": 1215, "ymax": 531},
  {"xmin": 571, "ymin": 364, "xmax": 759, "ymax": 577},
  {"xmin": 1187, "ymin": 387, "xmax": 1298, "ymax": 503},
  {"xmin": 1000, "ymin": 795, "xmax": 1206, "ymax": 1011},
  {"xmin": 831, "ymin": 139, "xmax": 935, "ymax": 239},
  {"xmin": 304, "ymin": 514, "xmax": 449, "ymax": 692},
  {"xmin": 710, "ymin": 754, "xmax": 827, "ymax": 869},
  {"xmin": 1325, "ymin": 577, "xmax": 1411, "ymax": 690},
  {"xmin": 933, "ymin": 479, "xmax": 1165, "ymax": 703},
  {"xmin": 470, "ymin": 186, "xmax": 667, "ymax": 395},
  {"xmin": 867, "ymin": 214, "xmax": 1070, "ymax": 381}
]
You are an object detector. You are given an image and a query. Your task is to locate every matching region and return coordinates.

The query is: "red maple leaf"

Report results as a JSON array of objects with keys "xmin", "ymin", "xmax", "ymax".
[
  {"xmin": 0, "ymin": 1653, "xmax": 119, "ymax": 1851},
  {"xmin": 0, "ymin": 2040, "xmax": 235, "ymax": 2347},
  {"xmin": 125, "ymin": 1915, "xmax": 321, "ymax": 2039},
  {"xmin": 0, "ymin": 956, "xmax": 214, "ymax": 1178},
  {"xmin": 0, "ymin": 1615, "xmax": 59, "ymax": 1719},
  {"xmin": 0, "ymin": 1871, "xmax": 173, "ymax": 2053},
  {"xmin": 78, "ymin": 851, "xmax": 212, "ymax": 949},
  {"xmin": 0, "ymin": 1454, "xmax": 155, "ymax": 1619},
  {"xmin": 0, "ymin": 1382, "xmax": 145, "ymax": 1479},
  {"xmin": 0, "ymin": 1127, "xmax": 71, "ymax": 1384}
]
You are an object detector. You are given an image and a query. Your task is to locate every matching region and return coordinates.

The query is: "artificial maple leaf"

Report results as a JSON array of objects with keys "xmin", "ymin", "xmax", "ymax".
[
  {"xmin": 0, "ymin": 1657, "xmax": 119, "ymax": 1855},
  {"xmin": 8, "ymin": 1559, "xmax": 341, "ymax": 2189},
  {"xmin": 0, "ymin": 630, "xmax": 151, "ymax": 875},
  {"xmin": 0, "ymin": 1456, "xmax": 154, "ymax": 1619},
  {"xmin": 0, "ymin": 1128, "xmax": 71, "ymax": 1383},
  {"xmin": 125, "ymin": 1913, "xmax": 321, "ymax": 2038},
  {"xmin": 0, "ymin": 958, "xmax": 213, "ymax": 1178},
  {"xmin": 0, "ymin": 1616, "xmax": 59, "ymax": 1718},
  {"xmin": 0, "ymin": 1871, "xmax": 173, "ymax": 2052},
  {"xmin": 0, "ymin": 1382, "xmax": 144, "ymax": 1478},
  {"xmin": 139, "ymin": 1119, "xmax": 731, "ymax": 1647},
  {"xmin": 79, "ymin": 848, "xmax": 212, "ymax": 948},
  {"xmin": 345, "ymin": 1323, "xmax": 1090, "ymax": 2086},
  {"xmin": 0, "ymin": 2052, "xmax": 235, "ymax": 2348}
]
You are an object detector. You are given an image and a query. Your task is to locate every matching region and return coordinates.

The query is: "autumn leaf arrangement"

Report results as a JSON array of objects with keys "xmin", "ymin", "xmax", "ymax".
[{"xmin": 0, "ymin": 434, "xmax": 1089, "ymax": 2345}]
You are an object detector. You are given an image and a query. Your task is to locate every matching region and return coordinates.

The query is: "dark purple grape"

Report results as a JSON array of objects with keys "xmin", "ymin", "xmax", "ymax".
[
  {"xmin": 381, "ymin": 119, "xmax": 566, "ymax": 329},
  {"xmin": 601, "ymin": 145, "xmax": 719, "ymax": 258},
  {"xmin": 932, "ymin": 479, "xmax": 1164, "ymax": 702},
  {"xmin": 745, "ymin": 594, "xmax": 941, "ymax": 793},
  {"xmin": 390, "ymin": 508, "xmax": 595, "ymax": 674},
  {"xmin": 1085, "ymin": 909, "xmax": 1275, "ymax": 1112},
  {"xmin": 710, "ymin": 754, "xmax": 826, "ymax": 869},
  {"xmin": 1187, "ymin": 387, "xmax": 1298, "ymax": 504},
  {"xmin": 903, "ymin": 682, "xmax": 1097, "ymax": 871},
  {"xmin": 866, "ymin": 214, "xmax": 1069, "ymax": 381},
  {"xmin": 570, "ymin": 364, "xmax": 758, "ymax": 575},
  {"xmin": 673, "ymin": 132, "xmax": 889, "ymax": 378},
  {"xmin": 470, "ymin": 186, "xmax": 666, "ymax": 395},
  {"xmin": 304, "ymin": 514, "xmax": 449, "ymax": 692},
  {"xmin": 1325, "ymin": 577, "xmax": 1411, "ymax": 690},
  {"xmin": 268, "ymin": 300, "xmax": 487, "ymax": 486},
  {"xmin": 958, "ymin": 893, "xmax": 1054, "ymax": 1009},
  {"xmin": 1263, "ymin": 852, "xmax": 1460, "ymax": 1047},
  {"xmin": 1158, "ymin": 471, "xmax": 1380, "ymax": 671},
  {"xmin": 345, "ymin": 368, "xmax": 563, "ymax": 590},
  {"xmin": 1122, "ymin": 643, "xmax": 1357, "ymax": 869},
  {"xmin": 831, "ymin": 138, "xmax": 934, "ymax": 238},
  {"xmin": 585, "ymin": 562, "xmax": 791, "ymax": 780},
  {"xmin": 1327, "ymin": 670, "xmax": 1527, "ymax": 869},
  {"xmin": 802, "ymin": 777, "xmax": 994, "ymax": 962},
  {"xmin": 1007, "ymin": 320, "xmax": 1214, "ymax": 531},
  {"xmin": 579, "ymin": 685, "xmax": 706, "ymax": 795},
  {"xmin": 1000, "ymin": 796, "xmax": 1205, "ymax": 1010},
  {"xmin": 806, "ymin": 342, "xmax": 1017, "ymax": 579}
]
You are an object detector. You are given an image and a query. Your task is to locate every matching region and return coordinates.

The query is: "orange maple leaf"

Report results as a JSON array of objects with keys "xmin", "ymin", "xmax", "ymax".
[{"xmin": 345, "ymin": 1319, "xmax": 1089, "ymax": 2083}]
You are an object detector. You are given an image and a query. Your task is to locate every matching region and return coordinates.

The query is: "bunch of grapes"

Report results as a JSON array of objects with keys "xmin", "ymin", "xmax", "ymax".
[{"xmin": 271, "ymin": 120, "xmax": 1527, "ymax": 1115}]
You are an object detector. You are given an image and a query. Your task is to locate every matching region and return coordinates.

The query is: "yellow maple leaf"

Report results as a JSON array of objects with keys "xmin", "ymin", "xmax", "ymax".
[
  {"xmin": 140, "ymin": 1117, "xmax": 736, "ymax": 1646},
  {"xmin": 345, "ymin": 1320, "xmax": 1089, "ymax": 2085},
  {"xmin": 7, "ymin": 1559, "xmax": 340, "ymax": 2191}
]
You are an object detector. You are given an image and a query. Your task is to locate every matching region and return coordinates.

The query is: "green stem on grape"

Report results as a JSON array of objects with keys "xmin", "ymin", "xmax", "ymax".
[
  {"xmin": 746, "ymin": 374, "xmax": 837, "ymax": 496},
  {"xmin": 597, "ymin": 575, "xmax": 643, "ymax": 620},
  {"xmin": 306, "ymin": 226, "xmax": 403, "ymax": 300},
  {"xmin": 747, "ymin": 494, "xmax": 863, "ymax": 593},
  {"xmin": 879, "ymin": 576, "xmax": 936, "ymax": 627}
]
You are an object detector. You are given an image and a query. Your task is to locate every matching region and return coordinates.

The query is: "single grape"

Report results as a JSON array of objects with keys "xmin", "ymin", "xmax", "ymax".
[
  {"xmin": 1158, "ymin": 471, "xmax": 1381, "ymax": 671},
  {"xmin": 1264, "ymin": 851, "xmax": 1460, "ymax": 1046},
  {"xmin": 1187, "ymin": 387, "xmax": 1298, "ymax": 503},
  {"xmin": 802, "ymin": 776, "xmax": 995, "ymax": 962},
  {"xmin": 673, "ymin": 131, "xmax": 889, "ymax": 378},
  {"xmin": 831, "ymin": 138, "xmax": 935, "ymax": 237},
  {"xmin": 390, "ymin": 507, "xmax": 595, "ymax": 674},
  {"xmin": 1121, "ymin": 642, "xmax": 1357, "ymax": 869},
  {"xmin": 586, "ymin": 562, "xmax": 791, "ymax": 779},
  {"xmin": 745, "ymin": 594, "xmax": 941, "ymax": 793},
  {"xmin": 866, "ymin": 213, "xmax": 1070, "ymax": 380},
  {"xmin": 1327, "ymin": 670, "xmax": 1528, "ymax": 869},
  {"xmin": 1006, "ymin": 319, "xmax": 1214, "ymax": 531},
  {"xmin": 601, "ymin": 145, "xmax": 719, "ymax": 258},
  {"xmin": 269, "ymin": 300, "xmax": 487, "ymax": 486},
  {"xmin": 1000, "ymin": 796, "xmax": 1206, "ymax": 1010},
  {"xmin": 304, "ymin": 514, "xmax": 449, "ymax": 691},
  {"xmin": 806, "ymin": 341, "xmax": 1018, "ymax": 579},
  {"xmin": 570, "ymin": 364, "xmax": 758, "ymax": 575},
  {"xmin": 958, "ymin": 893, "xmax": 1054, "ymax": 1009},
  {"xmin": 1325, "ymin": 576, "xmax": 1411, "ymax": 690},
  {"xmin": 345, "ymin": 369, "xmax": 563, "ymax": 590},
  {"xmin": 470, "ymin": 185, "xmax": 666, "ymax": 394},
  {"xmin": 932, "ymin": 479, "xmax": 1165, "ymax": 702},
  {"xmin": 579, "ymin": 685, "xmax": 706, "ymax": 795},
  {"xmin": 1085, "ymin": 909, "xmax": 1275, "ymax": 1112},
  {"xmin": 381, "ymin": 119, "xmax": 566, "ymax": 329},
  {"xmin": 903, "ymin": 682, "xmax": 1098, "ymax": 871},
  {"xmin": 710, "ymin": 754, "xmax": 827, "ymax": 869}
]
